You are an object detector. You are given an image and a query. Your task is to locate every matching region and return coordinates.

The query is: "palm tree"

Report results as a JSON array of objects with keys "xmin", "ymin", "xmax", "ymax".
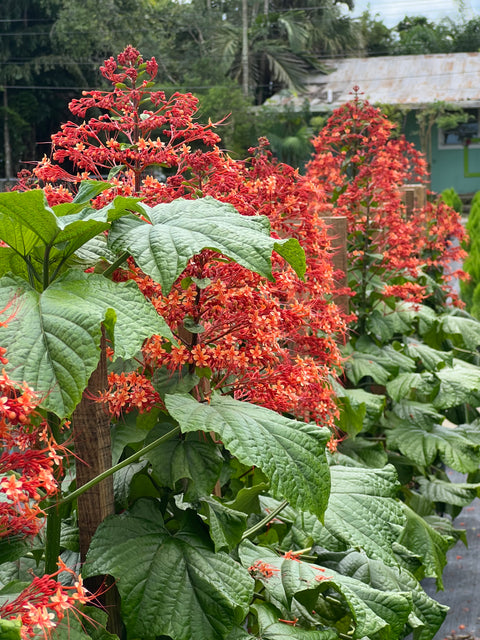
[{"xmin": 212, "ymin": 0, "xmax": 362, "ymax": 104}]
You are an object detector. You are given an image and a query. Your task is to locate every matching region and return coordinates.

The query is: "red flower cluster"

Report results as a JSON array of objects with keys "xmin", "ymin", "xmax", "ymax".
[
  {"xmin": 0, "ymin": 560, "xmax": 91, "ymax": 639},
  {"xmin": 0, "ymin": 363, "xmax": 63, "ymax": 539},
  {"xmin": 248, "ymin": 560, "xmax": 279, "ymax": 580},
  {"xmin": 19, "ymin": 48, "xmax": 346, "ymax": 428},
  {"xmin": 305, "ymin": 93, "xmax": 466, "ymax": 308}
]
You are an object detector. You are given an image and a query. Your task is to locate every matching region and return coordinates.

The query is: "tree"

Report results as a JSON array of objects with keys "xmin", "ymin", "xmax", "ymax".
[{"xmin": 358, "ymin": 10, "xmax": 395, "ymax": 56}]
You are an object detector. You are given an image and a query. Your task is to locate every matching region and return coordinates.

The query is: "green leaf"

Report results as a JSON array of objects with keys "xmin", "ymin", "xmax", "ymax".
[
  {"xmin": 0, "ymin": 618, "xmax": 21, "ymax": 640},
  {"xmin": 336, "ymin": 388, "xmax": 385, "ymax": 431},
  {"xmin": 385, "ymin": 415, "xmax": 480, "ymax": 472},
  {"xmin": 0, "ymin": 270, "xmax": 173, "ymax": 417},
  {"xmin": 0, "ymin": 248, "xmax": 31, "ymax": 281},
  {"xmin": 397, "ymin": 504, "xmax": 450, "ymax": 588},
  {"xmin": 145, "ymin": 424, "xmax": 223, "ymax": 501},
  {"xmin": 108, "ymin": 197, "xmax": 306, "ymax": 294},
  {"xmin": 253, "ymin": 603, "xmax": 337, "ymax": 639},
  {"xmin": 226, "ymin": 483, "xmax": 270, "ymax": 515},
  {"xmin": 84, "ymin": 500, "xmax": 253, "ymax": 640},
  {"xmin": 200, "ymin": 496, "xmax": 248, "ymax": 552},
  {"xmin": 353, "ymin": 338, "xmax": 416, "ymax": 373},
  {"xmin": 240, "ymin": 542, "xmax": 412, "ymax": 640},
  {"xmin": 73, "ymin": 234, "xmax": 117, "ymax": 268},
  {"xmin": 433, "ymin": 363, "xmax": 480, "ymax": 409},
  {"xmin": 73, "ymin": 180, "xmax": 111, "ymax": 204},
  {"xmin": 391, "ymin": 400, "xmax": 444, "ymax": 429},
  {"xmin": 0, "ymin": 190, "xmax": 58, "ymax": 253},
  {"xmin": 152, "ymin": 366, "xmax": 199, "ymax": 399},
  {"xmin": 323, "ymin": 465, "xmax": 404, "ymax": 565},
  {"xmin": 416, "ymin": 476, "xmax": 480, "ymax": 507},
  {"xmin": 335, "ymin": 394, "xmax": 366, "ymax": 436},
  {"xmin": 111, "ymin": 414, "xmax": 152, "ymax": 463},
  {"xmin": 338, "ymin": 437, "xmax": 389, "ymax": 468},
  {"xmin": 404, "ymin": 341, "xmax": 452, "ymax": 371},
  {"xmin": 345, "ymin": 354, "xmax": 390, "ymax": 386},
  {"xmin": 165, "ymin": 393, "xmax": 331, "ymax": 519},
  {"xmin": 262, "ymin": 465, "xmax": 404, "ymax": 566},
  {"xmin": 0, "ymin": 538, "xmax": 30, "ymax": 565},
  {"xmin": 437, "ymin": 313, "xmax": 480, "ymax": 350},
  {"xmin": 386, "ymin": 372, "xmax": 438, "ymax": 403},
  {"xmin": 113, "ymin": 460, "xmax": 149, "ymax": 509}
]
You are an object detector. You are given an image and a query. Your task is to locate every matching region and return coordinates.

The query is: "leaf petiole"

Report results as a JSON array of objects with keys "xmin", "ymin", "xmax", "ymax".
[
  {"xmin": 53, "ymin": 424, "xmax": 181, "ymax": 507},
  {"xmin": 241, "ymin": 499, "xmax": 289, "ymax": 540},
  {"xmin": 102, "ymin": 251, "xmax": 131, "ymax": 278}
]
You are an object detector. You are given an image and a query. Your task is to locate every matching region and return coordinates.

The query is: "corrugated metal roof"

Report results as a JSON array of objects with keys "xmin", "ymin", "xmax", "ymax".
[{"xmin": 266, "ymin": 52, "xmax": 480, "ymax": 111}]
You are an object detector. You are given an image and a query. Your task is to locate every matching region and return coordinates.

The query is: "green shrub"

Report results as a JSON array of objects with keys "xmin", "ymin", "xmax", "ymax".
[{"xmin": 441, "ymin": 187, "xmax": 463, "ymax": 214}]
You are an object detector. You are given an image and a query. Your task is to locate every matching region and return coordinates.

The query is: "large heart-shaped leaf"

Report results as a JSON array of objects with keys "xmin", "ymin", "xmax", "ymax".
[
  {"xmin": 262, "ymin": 465, "xmax": 404, "ymax": 565},
  {"xmin": 165, "ymin": 393, "xmax": 331, "ymax": 519},
  {"xmin": 84, "ymin": 500, "xmax": 253, "ymax": 640},
  {"xmin": 108, "ymin": 197, "xmax": 306, "ymax": 293},
  {"xmin": 433, "ymin": 363, "xmax": 480, "ymax": 409},
  {"xmin": 0, "ymin": 270, "xmax": 173, "ymax": 417}
]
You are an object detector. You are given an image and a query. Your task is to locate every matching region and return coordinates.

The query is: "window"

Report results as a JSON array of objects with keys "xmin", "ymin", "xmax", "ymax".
[{"xmin": 439, "ymin": 108, "xmax": 480, "ymax": 149}]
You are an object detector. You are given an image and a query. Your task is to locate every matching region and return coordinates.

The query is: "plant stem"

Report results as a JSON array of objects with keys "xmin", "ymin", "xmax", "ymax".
[
  {"xmin": 43, "ymin": 244, "xmax": 52, "ymax": 290},
  {"xmin": 102, "ymin": 251, "xmax": 130, "ymax": 278},
  {"xmin": 44, "ymin": 502, "xmax": 62, "ymax": 574},
  {"xmin": 242, "ymin": 499, "xmax": 289, "ymax": 540},
  {"xmin": 55, "ymin": 425, "xmax": 181, "ymax": 507},
  {"xmin": 44, "ymin": 412, "xmax": 62, "ymax": 573}
]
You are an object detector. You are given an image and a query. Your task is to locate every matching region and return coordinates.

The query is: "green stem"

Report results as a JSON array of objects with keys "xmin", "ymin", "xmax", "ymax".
[
  {"xmin": 242, "ymin": 499, "xmax": 289, "ymax": 540},
  {"xmin": 44, "ymin": 501, "xmax": 62, "ymax": 574},
  {"xmin": 102, "ymin": 251, "xmax": 130, "ymax": 278},
  {"xmin": 54, "ymin": 425, "xmax": 181, "ymax": 507},
  {"xmin": 43, "ymin": 244, "xmax": 52, "ymax": 290},
  {"xmin": 44, "ymin": 413, "xmax": 62, "ymax": 573},
  {"xmin": 24, "ymin": 256, "xmax": 40, "ymax": 289}
]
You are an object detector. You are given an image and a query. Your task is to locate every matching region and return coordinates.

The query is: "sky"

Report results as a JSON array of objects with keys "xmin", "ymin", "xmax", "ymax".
[{"xmin": 347, "ymin": 0, "xmax": 480, "ymax": 26}]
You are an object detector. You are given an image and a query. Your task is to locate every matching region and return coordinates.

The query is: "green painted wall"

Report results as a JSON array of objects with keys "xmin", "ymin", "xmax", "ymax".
[{"xmin": 404, "ymin": 111, "xmax": 480, "ymax": 195}]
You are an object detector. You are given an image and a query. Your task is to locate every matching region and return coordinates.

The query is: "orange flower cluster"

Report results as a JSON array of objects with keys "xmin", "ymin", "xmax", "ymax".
[
  {"xmin": 98, "ymin": 371, "xmax": 163, "ymax": 417},
  {"xmin": 0, "ymin": 560, "xmax": 91, "ymax": 639}
]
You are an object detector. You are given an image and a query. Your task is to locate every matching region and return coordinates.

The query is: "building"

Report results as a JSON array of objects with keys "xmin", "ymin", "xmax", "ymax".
[{"xmin": 266, "ymin": 52, "xmax": 480, "ymax": 195}]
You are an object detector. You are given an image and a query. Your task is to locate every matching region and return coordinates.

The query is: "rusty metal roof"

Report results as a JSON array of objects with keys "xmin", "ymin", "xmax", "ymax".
[{"xmin": 266, "ymin": 52, "xmax": 480, "ymax": 111}]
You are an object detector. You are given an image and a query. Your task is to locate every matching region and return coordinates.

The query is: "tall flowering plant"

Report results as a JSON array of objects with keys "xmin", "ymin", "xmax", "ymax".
[
  {"xmin": 18, "ymin": 46, "xmax": 346, "ymax": 428},
  {"xmin": 306, "ymin": 90, "xmax": 467, "ymax": 331}
]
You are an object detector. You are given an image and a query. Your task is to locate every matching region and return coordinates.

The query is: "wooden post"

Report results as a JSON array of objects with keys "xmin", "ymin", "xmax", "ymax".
[
  {"xmin": 72, "ymin": 328, "xmax": 123, "ymax": 634},
  {"xmin": 400, "ymin": 184, "xmax": 427, "ymax": 217},
  {"xmin": 322, "ymin": 216, "xmax": 348, "ymax": 314},
  {"xmin": 72, "ymin": 328, "xmax": 114, "ymax": 564}
]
